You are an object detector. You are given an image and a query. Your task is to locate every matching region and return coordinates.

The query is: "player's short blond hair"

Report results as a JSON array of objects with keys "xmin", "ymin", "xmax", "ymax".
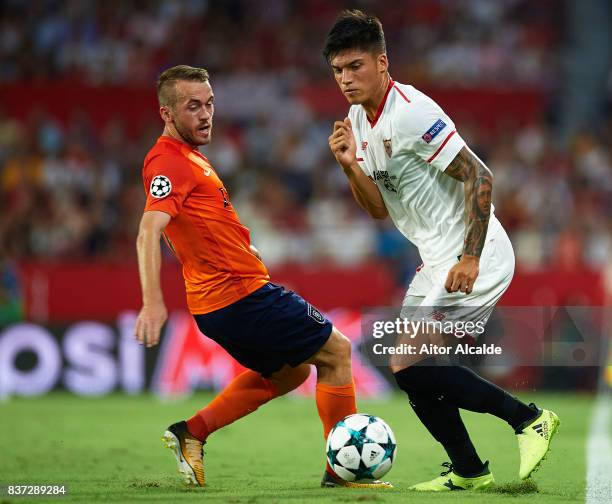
[{"xmin": 157, "ymin": 65, "xmax": 210, "ymax": 108}]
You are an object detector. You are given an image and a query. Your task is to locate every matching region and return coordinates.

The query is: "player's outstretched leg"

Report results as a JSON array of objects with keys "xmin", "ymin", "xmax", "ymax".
[
  {"xmin": 393, "ymin": 357, "xmax": 560, "ymax": 480},
  {"xmin": 306, "ymin": 327, "xmax": 393, "ymax": 489},
  {"xmin": 163, "ymin": 365, "xmax": 310, "ymax": 487},
  {"xmin": 515, "ymin": 404, "xmax": 560, "ymax": 479},
  {"xmin": 424, "ymin": 365, "xmax": 560, "ymax": 479}
]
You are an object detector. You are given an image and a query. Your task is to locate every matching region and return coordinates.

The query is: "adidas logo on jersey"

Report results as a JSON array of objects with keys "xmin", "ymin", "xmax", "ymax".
[{"xmin": 532, "ymin": 422, "xmax": 549, "ymax": 439}]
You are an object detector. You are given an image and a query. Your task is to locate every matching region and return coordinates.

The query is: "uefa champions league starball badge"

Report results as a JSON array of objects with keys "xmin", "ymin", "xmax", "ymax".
[{"xmin": 150, "ymin": 175, "xmax": 172, "ymax": 198}]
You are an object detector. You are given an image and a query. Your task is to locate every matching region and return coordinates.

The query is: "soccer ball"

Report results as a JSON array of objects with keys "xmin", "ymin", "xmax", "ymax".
[{"xmin": 326, "ymin": 414, "xmax": 397, "ymax": 482}]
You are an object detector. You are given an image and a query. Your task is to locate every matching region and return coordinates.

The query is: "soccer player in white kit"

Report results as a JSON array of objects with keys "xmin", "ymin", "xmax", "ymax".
[{"xmin": 324, "ymin": 10, "xmax": 560, "ymax": 491}]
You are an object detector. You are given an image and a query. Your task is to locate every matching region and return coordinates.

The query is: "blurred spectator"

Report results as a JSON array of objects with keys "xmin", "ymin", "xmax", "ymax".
[{"xmin": 0, "ymin": 253, "xmax": 22, "ymax": 324}]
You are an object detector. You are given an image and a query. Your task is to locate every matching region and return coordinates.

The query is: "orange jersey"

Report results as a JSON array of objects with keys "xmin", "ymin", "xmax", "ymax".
[{"xmin": 142, "ymin": 136, "xmax": 270, "ymax": 314}]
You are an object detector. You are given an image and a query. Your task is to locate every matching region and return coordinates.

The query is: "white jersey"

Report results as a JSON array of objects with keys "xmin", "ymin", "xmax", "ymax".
[{"xmin": 349, "ymin": 80, "xmax": 504, "ymax": 267}]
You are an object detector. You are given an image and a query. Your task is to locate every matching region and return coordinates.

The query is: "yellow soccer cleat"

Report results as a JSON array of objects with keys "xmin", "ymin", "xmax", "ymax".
[
  {"xmin": 320, "ymin": 470, "xmax": 393, "ymax": 489},
  {"xmin": 162, "ymin": 421, "xmax": 206, "ymax": 487},
  {"xmin": 409, "ymin": 461, "xmax": 495, "ymax": 491},
  {"xmin": 516, "ymin": 406, "xmax": 560, "ymax": 480}
]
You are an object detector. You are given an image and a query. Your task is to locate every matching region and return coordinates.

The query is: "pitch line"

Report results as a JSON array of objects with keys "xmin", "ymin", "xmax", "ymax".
[{"xmin": 586, "ymin": 393, "xmax": 611, "ymax": 504}]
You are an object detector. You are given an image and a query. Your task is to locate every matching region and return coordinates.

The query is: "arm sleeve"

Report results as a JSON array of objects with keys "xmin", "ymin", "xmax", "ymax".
[
  {"xmin": 397, "ymin": 95, "xmax": 466, "ymax": 172},
  {"xmin": 143, "ymin": 155, "xmax": 196, "ymax": 218}
]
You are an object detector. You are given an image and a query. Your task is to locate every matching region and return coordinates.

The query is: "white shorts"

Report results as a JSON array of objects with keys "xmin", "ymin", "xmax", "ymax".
[{"xmin": 401, "ymin": 222, "xmax": 515, "ymax": 329}]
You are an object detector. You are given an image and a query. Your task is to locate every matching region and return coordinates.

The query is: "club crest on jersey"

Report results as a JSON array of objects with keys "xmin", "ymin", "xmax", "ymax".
[
  {"xmin": 383, "ymin": 138, "xmax": 392, "ymax": 158},
  {"xmin": 361, "ymin": 140, "xmax": 368, "ymax": 151},
  {"xmin": 307, "ymin": 304, "xmax": 326, "ymax": 325},
  {"xmin": 422, "ymin": 119, "xmax": 447, "ymax": 144},
  {"xmin": 150, "ymin": 175, "xmax": 172, "ymax": 198}
]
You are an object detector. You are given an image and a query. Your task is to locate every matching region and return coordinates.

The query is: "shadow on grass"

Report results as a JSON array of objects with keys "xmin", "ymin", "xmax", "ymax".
[{"xmin": 484, "ymin": 480, "xmax": 539, "ymax": 495}]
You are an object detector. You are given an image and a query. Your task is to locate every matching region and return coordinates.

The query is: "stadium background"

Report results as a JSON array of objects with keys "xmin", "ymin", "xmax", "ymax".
[{"xmin": 0, "ymin": 0, "xmax": 611, "ymax": 502}]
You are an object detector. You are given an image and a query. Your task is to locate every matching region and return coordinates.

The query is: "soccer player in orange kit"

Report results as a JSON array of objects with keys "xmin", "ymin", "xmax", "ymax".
[{"xmin": 134, "ymin": 65, "xmax": 391, "ymax": 489}]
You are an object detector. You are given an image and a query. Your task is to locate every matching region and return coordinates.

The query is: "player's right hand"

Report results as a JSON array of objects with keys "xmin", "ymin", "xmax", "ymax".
[
  {"xmin": 329, "ymin": 117, "xmax": 357, "ymax": 171},
  {"xmin": 134, "ymin": 302, "xmax": 168, "ymax": 348}
]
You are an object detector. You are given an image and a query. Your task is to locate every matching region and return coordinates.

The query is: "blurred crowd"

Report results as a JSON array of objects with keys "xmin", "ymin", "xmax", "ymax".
[
  {"xmin": 2, "ymin": 103, "xmax": 610, "ymax": 271},
  {"xmin": 1, "ymin": 0, "xmax": 560, "ymax": 87},
  {"xmin": 1, "ymin": 0, "xmax": 611, "ymax": 297}
]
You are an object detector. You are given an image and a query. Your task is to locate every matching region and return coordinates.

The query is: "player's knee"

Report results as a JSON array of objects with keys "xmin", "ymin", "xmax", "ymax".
[
  {"xmin": 389, "ymin": 363, "xmax": 406, "ymax": 374},
  {"xmin": 309, "ymin": 329, "xmax": 354, "ymax": 385},
  {"xmin": 329, "ymin": 329, "xmax": 352, "ymax": 366},
  {"xmin": 310, "ymin": 328, "xmax": 351, "ymax": 369},
  {"xmin": 389, "ymin": 358, "xmax": 418, "ymax": 377},
  {"xmin": 392, "ymin": 358, "xmax": 436, "ymax": 394},
  {"xmin": 292, "ymin": 364, "xmax": 312, "ymax": 387}
]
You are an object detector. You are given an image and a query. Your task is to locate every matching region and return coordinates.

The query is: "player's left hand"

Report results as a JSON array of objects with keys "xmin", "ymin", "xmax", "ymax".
[{"xmin": 444, "ymin": 255, "xmax": 479, "ymax": 294}]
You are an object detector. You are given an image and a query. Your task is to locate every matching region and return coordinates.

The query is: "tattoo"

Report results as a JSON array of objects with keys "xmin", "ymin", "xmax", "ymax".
[{"xmin": 444, "ymin": 147, "xmax": 493, "ymax": 257}]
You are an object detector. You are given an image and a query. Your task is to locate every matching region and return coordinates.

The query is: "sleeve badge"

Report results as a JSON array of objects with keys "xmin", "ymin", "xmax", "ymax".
[{"xmin": 150, "ymin": 175, "xmax": 172, "ymax": 198}]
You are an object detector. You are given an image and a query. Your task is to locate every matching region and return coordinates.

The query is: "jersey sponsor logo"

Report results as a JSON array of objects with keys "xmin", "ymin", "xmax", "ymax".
[
  {"xmin": 150, "ymin": 175, "xmax": 172, "ymax": 198},
  {"xmin": 383, "ymin": 138, "xmax": 392, "ymax": 158},
  {"xmin": 361, "ymin": 140, "xmax": 368, "ymax": 151},
  {"xmin": 422, "ymin": 119, "xmax": 447, "ymax": 144},
  {"xmin": 372, "ymin": 170, "xmax": 398, "ymax": 193}
]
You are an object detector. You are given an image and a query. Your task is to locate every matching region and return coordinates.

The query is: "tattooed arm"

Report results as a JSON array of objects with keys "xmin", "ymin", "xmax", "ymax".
[
  {"xmin": 444, "ymin": 146, "xmax": 493, "ymax": 256},
  {"xmin": 442, "ymin": 146, "xmax": 493, "ymax": 294}
]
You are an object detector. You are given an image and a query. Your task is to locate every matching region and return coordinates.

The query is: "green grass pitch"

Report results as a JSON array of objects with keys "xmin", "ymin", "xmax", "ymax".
[{"xmin": 0, "ymin": 392, "xmax": 591, "ymax": 503}]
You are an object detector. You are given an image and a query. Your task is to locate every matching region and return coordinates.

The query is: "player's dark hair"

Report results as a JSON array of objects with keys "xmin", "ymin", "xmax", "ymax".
[
  {"xmin": 323, "ymin": 9, "xmax": 386, "ymax": 62},
  {"xmin": 157, "ymin": 65, "xmax": 210, "ymax": 108}
]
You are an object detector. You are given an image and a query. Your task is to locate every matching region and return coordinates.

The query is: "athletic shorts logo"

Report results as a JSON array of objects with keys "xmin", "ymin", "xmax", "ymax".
[
  {"xmin": 307, "ymin": 304, "xmax": 326, "ymax": 325},
  {"xmin": 422, "ymin": 119, "xmax": 447, "ymax": 144},
  {"xmin": 150, "ymin": 175, "xmax": 172, "ymax": 198}
]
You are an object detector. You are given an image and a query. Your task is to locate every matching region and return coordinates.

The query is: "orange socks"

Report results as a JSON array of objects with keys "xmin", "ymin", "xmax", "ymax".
[
  {"xmin": 186, "ymin": 370, "xmax": 279, "ymax": 441},
  {"xmin": 315, "ymin": 382, "xmax": 357, "ymax": 438},
  {"xmin": 185, "ymin": 369, "xmax": 357, "ymax": 456}
]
